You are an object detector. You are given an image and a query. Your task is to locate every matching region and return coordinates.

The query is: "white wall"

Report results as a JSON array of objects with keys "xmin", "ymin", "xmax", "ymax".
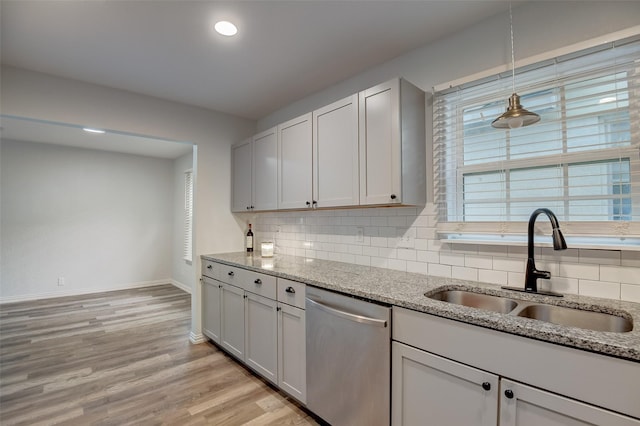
[
  {"xmin": 0, "ymin": 139, "xmax": 174, "ymax": 301},
  {"xmin": 258, "ymin": 2, "xmax": 640, "ymax": 131},
  {"xmin": 172, "ymin": 151, "xmax": 195, "ymax": 292},
  {"xmin": 1, "ymin": 66, "xmax": 255, "ymax": 340},
  {"xmin": 247, "ymin": 1, "xmax": 640, "ymax": 303}
]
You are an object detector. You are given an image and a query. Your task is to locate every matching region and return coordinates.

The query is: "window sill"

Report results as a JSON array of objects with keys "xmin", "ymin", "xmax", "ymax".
[{"xmin": 440, "ymin": 234, "xmax": 640, "ymax": 251}]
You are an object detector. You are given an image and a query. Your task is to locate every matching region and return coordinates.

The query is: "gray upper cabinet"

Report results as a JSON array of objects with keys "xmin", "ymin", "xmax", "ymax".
[
  {"xmin": 313, "ymin": 94, "xmax": 359, "ymax": 208},
  {"xmin": 231, "ymin": 137, "xmax": 252, "ymax": 212},
  {"xmin": 252, "ymin": 127, "xmax": 278, "ymax": 211},
  {"xmin": 231, "ymin": 78, "xmax": 426, "ymax": 212},
  {"xmin": 277, "ymin": 113, "xmax": 313, "ymax": 210},
  {"xmin": 231, "ymin": 127, "xmax": 277, "ymax": 212},
  {"xmin": 359, "ymin": 78, "xmax": 426, "ymax": 206}
]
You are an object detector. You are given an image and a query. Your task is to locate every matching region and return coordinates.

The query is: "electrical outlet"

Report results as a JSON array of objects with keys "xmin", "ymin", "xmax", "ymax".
[
  {"xmin": 356, "ymin": 227, "xmax": 364, "ymax": 243},
  {"xmin": 57, "ymin": 277, "xmax": 65, "ymax": 286},
  {"xmin": 397, "ymin": 228, "xmax": 415, "ymax": 249}
]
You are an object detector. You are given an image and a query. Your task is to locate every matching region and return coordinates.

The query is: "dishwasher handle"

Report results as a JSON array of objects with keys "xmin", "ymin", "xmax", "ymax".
[{"xmin": 306, "ymin": 297, "xmax": 387, "ymax": 327}]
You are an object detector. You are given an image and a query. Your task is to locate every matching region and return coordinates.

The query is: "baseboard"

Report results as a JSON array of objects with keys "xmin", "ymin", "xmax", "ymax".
[
  {"xmin": 0, "ymin": 279, "xmax": 173, "ymax": 304},
  {"xmin": 171, "ymin": 279, "xmax": 192, "ymax": 294},
  {"xmin": 190, "ymin": 331, "xmax": 207, "ymax": 344}
]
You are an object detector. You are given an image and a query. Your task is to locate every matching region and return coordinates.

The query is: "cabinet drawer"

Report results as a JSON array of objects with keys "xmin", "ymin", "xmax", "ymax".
[
  {"xmin": 243, "ymin": 271, "xmax": 277, "ymax": 299},
  {"xmin": 277, "ymin": 278, "xmax": 305, "ymax": 309},
  {"xmin": 219, "ymin": 265, "xmax": 243, "ymax": 287},
  {"xmin": 201, "ymin": 259, "xmax": 219, "ymax": 279}
]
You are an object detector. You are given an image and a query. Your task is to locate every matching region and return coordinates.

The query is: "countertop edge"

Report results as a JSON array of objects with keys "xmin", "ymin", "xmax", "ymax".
[{"xmin": 202, "ymin": 253, "xmax": 640, "ymax": 362}]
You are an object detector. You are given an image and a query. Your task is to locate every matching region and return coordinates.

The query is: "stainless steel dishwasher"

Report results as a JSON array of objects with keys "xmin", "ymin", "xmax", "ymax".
[{"xmin": 306, "ymin": 286, "xmax": 391, "ymax": 426}]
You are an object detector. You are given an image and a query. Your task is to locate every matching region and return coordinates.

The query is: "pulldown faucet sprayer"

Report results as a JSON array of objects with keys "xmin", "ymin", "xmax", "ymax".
[{"xmin": 503, "ymin": 208, "xmax": 567, "ymax": 297}]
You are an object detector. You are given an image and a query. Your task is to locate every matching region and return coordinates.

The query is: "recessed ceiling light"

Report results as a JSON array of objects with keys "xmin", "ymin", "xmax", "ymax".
[
  {"xmin": 214, "ymin": 21, "xmax": 237, "ymax": 37},
  {"xmin": 83, "ymin": 127, "xmax": 105, "ymax": 134}
]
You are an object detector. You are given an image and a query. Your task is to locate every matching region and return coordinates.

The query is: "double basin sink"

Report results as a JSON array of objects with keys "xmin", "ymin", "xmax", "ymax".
[{"xmin": 427, "ymin": 289, "xmax": 633, "ymax": 333}]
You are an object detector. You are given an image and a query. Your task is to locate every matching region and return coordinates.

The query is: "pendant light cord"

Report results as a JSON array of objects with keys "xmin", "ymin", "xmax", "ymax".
[{"xmin": 510, "ymin": 3, "xmax": 516, "ymax": 94}]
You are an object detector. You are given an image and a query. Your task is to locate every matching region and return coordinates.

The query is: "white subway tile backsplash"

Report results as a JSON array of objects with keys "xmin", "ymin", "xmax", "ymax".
[
  {"xmin": 579, "ymin": 249, "xmax": 620, "ymax": 265},
  {"xmin": 507, "ymin": 272, "xmax": 526, "ymax": 287},
  {"xmin": 407, "ymin": 261, "xmax": 428, "ymax": 275},
  {"xmin": 493, "ymin": 257, "xmax": 524, "ymax": 273},
  {"xmin": 371, "ymin": 237, "xmax": 388, "ymax": 248},
  {"xmin": 452, "ymin": 266, "xmax": 478, "ymax": 281},
  {"xmin": 478, "ymin": 269, "xmax": 508, "ymax": 285},
  {"xmin": 621, "ymin": 284, "xmax": 640, "ymax": 303},
  {"xmin": 417, "ymin": 250, "xmax": 439, "ymax": 264},
  {"xmin": 548, "ymin": 276, "xmax": 579, "ymax": 295},
  {"xmin": 428, "ymin": 263, "xmax": 451, "ymax": 278},
  {"xmin": 465, "ymin": 254, "xmax": 493, "ymax": 269},
  {"xmin": 600, "ymin": 265, "xmax": 640, "ymax": 285},
  {"xmin": 259, "ymin": 206, "xmax": 639, "ymax": 302},
  {"xmin": 440, "ymin": 252, "xmax": 465, "ymax": 266},
  {"xmin": 388, "ymin": 259, "xmax": 407, "ymax": 271},
  {"xmin": 621, "ymin": 251, "xmax": 640, "ymax": 267},
  {"xmin": 397, "ymin": 249, "xmax": 417, "ymax": 261},
  {"xmin": 558, "ymin": 263, "xmax": 599, "ymax": 280},
  {"xmin": 579, "ymin": 280, "xmax": 620, "ymax": 300}
]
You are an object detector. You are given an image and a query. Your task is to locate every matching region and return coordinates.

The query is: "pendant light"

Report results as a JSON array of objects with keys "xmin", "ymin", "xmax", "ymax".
[{"xmin": 492, "ymin": 4, "xmax": 540, "ymax": 129}]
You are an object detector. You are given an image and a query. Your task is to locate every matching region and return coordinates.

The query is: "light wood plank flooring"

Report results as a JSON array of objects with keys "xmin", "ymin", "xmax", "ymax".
[{"xmin": 0, "ymin": 285, "xmax": 318, "ymax": 425}]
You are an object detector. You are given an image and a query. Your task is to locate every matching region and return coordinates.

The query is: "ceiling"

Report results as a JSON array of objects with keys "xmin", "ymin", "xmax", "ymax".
[
  {"xmin": 1, "ymin": 0, "xmax": 513, "ymax": 121},
  {"xmin": 1, "ymin": 1, "xmax": 517, "ymax": 158}
]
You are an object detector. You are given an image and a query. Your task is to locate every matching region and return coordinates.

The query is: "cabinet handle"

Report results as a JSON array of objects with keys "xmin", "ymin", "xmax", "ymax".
[
  {"xmin": 482, "ymin": 382, "xmax": 491, "ymax": 391},
  {"xmin": 246, "ymin": 206, "xmax": 250, "ymax": 210},
  {"xmin": 207, "ymin": 264, "xmax": 212, "ymax": 269},
  {"xmin": 285, "ymin": 286, "xmax": 296, "ymax": 294},
  {"xmin": 312, "ymin": 200, "xmax": 317, "ymax": 206},
  {"xmin": 254, "ymin": 279, "xmax": 262, "ymax": 285},
  {"xmin": 277, "ymin": 307, "xmax": 281, "ymax": 312},
  {"xmin": 306, "ymin": 201, "xmax": 311, "ymax": 207},
  {"xmin": 504, "ymin": 389, "xmax": 514, "ymax": 399},
  {"xmin": 228, "ymin": 271, "xmax": 235, "ymax": 277},
  {"xmin": 251, "ymin": 205, "xmax": 254, "ymax": 209},
  {"xmin": 390, "ymin": 194, "xmax": 397, "ymax": 200}
]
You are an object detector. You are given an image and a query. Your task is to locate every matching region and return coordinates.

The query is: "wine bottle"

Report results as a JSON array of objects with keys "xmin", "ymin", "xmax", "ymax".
[{"xmin": 246, "ymin": 223, "xmax": 254, "ymax": 252}]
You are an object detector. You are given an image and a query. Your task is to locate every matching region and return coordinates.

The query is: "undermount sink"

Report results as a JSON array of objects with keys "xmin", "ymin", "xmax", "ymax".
[
  {"xmin": 516, "ymin": 304, "xmax": 633, "ymax": 333},
  {"xmin": 426, "ymin": 288, "xmax": 633, "ymax": 333},
  {"xmin": 427, "ymin": 290, "xmax": 518, "ymax": 314}
]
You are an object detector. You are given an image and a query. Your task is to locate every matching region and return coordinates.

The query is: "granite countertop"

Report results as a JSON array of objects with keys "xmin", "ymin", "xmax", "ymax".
[{"xmin": 202, "ymin": 252, "xmax": 640, "ymax": 362}]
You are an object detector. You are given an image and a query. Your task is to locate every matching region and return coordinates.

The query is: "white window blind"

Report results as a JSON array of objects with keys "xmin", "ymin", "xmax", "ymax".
[
  {"xmin": 184, "ymin": 169, "xmax": 193, "ymax": 262},
  {"xmin": 434, "ymin": 35, "xmax": 640, "ymax": 243}
]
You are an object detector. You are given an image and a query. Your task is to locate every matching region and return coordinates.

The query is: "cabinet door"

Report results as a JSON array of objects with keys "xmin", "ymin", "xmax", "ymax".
[
  {"xmin": 392, "ymin": 342, "xmax": 498, "ymax": 426},
  {"xmin": 202, "ymin": 277, "xmax": 221, "ymax": 344},
  {"xmin": 359, "ymin": 79, "xmax": 401, "ymax": 205},
  {"xmin": 245, "ymin": 292, "xmax": 278, "ymax": 384},
  {"xmin": 277, "ymin": 303, "xmax": 306, "ymax": 403},
  {"xmin": 313, "ymin": 94, "xmax": 359, "ymax": 207},
  {"xmin": 499, "ymin": 379, "xmax": 640, "ymax": 426},
  {"xmin": 252, "ymin": 127, "xmax": 278, "ymax": 211},
  {"xmin": 220, "ymin": 283, "xmax": 245, "ymax": 360},
  {"xmin": 278, "ymin": 112, "xmax": 313, "ymax": 209},
  {"xmin": 231, "ymin": 138, "xmax": 253, "ymax": 212}
]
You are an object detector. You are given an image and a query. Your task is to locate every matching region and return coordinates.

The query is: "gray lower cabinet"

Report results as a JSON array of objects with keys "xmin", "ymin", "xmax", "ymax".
[
  {"xmin": 220, "ymin": 282, "xmax": 245, "ymax": 360},
  {"xmin": 392, "ymin": 342, "xmax": 498, "ymax": 426},
  {"xmin": 499, "ymin": 379, "xmax": 639, "ymax": 426},
  {"xmin": 277, "ymin": 302, "xmax": 306, "ymax": 403},
  {"xmin": 202, "ymin": 276, "xmax": 221, "ymax": 344},
  {"xmin": 201, "ymin": 264, "xmax": 306, "ymax": 405},
  {"xmin": 245, "ymin": 291, "xmax": 278, "ymax": 384},
  {"xmin": 392, "ymin": 307, "xmax": 640, "ymax": 426}
]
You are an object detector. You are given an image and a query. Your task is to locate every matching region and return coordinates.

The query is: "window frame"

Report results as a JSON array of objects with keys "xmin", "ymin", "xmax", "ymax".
[{"xmin": 433, "ymin": 31, "xmax": 640, "ymax": 248}]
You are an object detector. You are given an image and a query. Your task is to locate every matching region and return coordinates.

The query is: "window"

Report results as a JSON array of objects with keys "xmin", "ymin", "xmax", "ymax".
[
  {"xmin": 434, "ymin": 35, "xmax": 640, "ymax": 244},
  {"xmin": 184, "ymin": 169, "xmax": 193, "ymax": 262}
]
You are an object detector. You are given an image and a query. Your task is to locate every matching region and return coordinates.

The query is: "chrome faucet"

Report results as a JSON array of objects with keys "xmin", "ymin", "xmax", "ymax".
[{"xmin": 503, "ymin": 208, "xmax": 567, "ymax": 297}]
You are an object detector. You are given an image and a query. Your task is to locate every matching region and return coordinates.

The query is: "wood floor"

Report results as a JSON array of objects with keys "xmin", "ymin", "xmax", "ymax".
[{"xmin": 0, "ymin": 285, "xmax": 318, "ymax": 426}]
